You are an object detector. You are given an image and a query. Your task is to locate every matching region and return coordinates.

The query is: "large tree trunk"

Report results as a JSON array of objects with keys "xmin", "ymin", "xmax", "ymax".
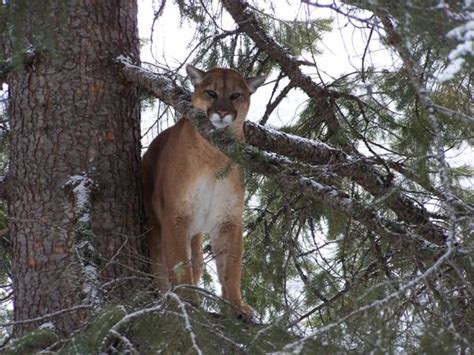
[{"xmin": 6, "ymin": 0, "xmax": 143, "ymax": 335}]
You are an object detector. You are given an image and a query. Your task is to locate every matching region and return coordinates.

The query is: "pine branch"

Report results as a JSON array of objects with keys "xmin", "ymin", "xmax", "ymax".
[
  {"xmin": 197, "ymin": 120, "xmax": 447, "ymax": 254},
  {"xmin": 210, "ymin": 1, "xmax": 450, "ymax": 243},
  {"xmin": 282, "ymin": 243, "xmax": 458, "ymax": 351},
  {"xmin": 244, "ymin": 123, "xmax": 448, "ymax": 244},
  {"xmin": 240, "ymin": 146, "xmax": 442, "ymax": 253},
  {"xmin": 377, "ymin": 12, "xmax": 473, "ymax": 242}
]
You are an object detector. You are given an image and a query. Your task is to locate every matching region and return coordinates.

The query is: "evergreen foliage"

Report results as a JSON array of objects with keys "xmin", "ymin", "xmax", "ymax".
[{"xmin": 3, "ymin": 293, "xmax": 298, "ymax": 354}]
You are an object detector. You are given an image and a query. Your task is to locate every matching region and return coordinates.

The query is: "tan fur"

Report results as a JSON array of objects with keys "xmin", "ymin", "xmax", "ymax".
[{"xmin": 142, "ymin": 66, "xmax": 265, "ymax": 318}]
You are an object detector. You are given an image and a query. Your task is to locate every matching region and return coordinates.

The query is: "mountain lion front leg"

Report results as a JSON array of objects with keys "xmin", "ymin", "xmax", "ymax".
[
  {"xmin": 146, "ymin": 218, "xmax": 169, "ymax": 291},
  {"xmin": 160, "ymin": 214, "xmax": 194, "ymax": 287},
  {"xmin": 211, "ymin": 219, "xmax": 254, "ymax": 319},
  {"xmin": 143, "ymin": 164, "xmax": 169, "ymax": 291},
  {"xmin": 191, "ymin": 233, "xmax": 204, "ymax": 285}
]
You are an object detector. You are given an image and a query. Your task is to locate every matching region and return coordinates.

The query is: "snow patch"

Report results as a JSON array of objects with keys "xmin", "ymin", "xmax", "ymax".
[
  {"xmin": 438, "ymin": 3, "xmax": 474, "ymax": 82},
  {"xmin": 39, "ymin": 321, "xmax": 55, "ymax": 330},
  {"xmin": 64, "ymin": 173, "xmax": 95, "ymax": 224}
]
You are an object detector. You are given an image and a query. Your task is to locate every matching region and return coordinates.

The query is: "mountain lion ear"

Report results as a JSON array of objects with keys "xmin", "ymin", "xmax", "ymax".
[
  {"xmin": 246, "ymin": 75, "xmax": 266, "ymax": 94},
  {"xmin": 186, "ymin": 65, "xmax": 206, "ymax": 87}
]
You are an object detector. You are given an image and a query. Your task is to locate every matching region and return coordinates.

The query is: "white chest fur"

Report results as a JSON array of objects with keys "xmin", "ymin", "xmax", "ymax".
[{"xmin": 187, "ymin": 174, "xmax": 240, "ymax": 239}]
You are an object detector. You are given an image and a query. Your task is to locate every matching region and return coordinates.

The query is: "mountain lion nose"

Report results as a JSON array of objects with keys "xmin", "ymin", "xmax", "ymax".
[{"xmin": 216, "ymin": 110, "xmax": 230, "ymax": 118}]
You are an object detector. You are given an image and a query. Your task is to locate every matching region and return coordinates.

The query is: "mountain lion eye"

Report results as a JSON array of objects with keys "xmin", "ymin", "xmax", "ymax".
[
  {"xmin": 230, "ymin": 92, "xmax": 241, "ymax": 100},
  {"xmin": 206, "ymin": 90, "xmax": 217, "ymax": 98}
]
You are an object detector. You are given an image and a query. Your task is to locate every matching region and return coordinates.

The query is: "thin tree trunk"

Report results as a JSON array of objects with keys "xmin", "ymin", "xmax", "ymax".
[{"xmin": 6, "ymin": 0, "xmax": 143, "ymax": 335}]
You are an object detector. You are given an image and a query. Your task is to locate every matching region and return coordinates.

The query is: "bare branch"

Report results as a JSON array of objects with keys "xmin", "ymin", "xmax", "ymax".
[{"xmin": 259, "ymin": 80, "xmax": 294, "ymax": 125}]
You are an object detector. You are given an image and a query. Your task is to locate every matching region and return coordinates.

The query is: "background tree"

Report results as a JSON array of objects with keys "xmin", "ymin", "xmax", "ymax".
[{"xmin": 1, "ymin": 0, "xmax": 473, "ymax": 353}]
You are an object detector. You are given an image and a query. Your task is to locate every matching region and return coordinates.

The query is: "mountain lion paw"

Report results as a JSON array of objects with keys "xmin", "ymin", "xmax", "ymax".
[{"xmin": 233, "ymin": 303, "xmax": 256, "ymax": 324}]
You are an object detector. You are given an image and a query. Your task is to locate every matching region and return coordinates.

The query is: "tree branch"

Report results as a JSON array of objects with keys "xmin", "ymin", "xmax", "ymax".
[
  {"xmin": 190, "ymin": 117, "xmax": 445, "ymax": 254},
  {"xmin": 240, "ymin": 145, "xmax": 442, "ymax": 253},
  {"xmin": 0, "ymin": 304, "xmax": 92, "ymax": 328},
  {"xmin": 377, "ymin": 12, "xmax": 472, "ymax": 243},
  {"xmin": 259, "ymin": 74, "xmax": 294, "ymax": 125},
  {"xmin": 244, "ymin": 123, "xmax": 448, "ymax": 244},
  {"xmin": 115, "ymin": 55, "xmax": 192, "ymax": 115}
]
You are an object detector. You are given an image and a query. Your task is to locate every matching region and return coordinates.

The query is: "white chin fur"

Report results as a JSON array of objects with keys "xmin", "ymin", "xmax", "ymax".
[{"xmin": 210, "ymin": 113, "xmax": 234, "ymax": 129}]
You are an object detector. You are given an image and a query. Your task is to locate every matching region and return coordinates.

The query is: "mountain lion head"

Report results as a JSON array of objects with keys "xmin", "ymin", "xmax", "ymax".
[{"xmin": 186, "ymin": 65, "xmax": 266, "ymax": 129}]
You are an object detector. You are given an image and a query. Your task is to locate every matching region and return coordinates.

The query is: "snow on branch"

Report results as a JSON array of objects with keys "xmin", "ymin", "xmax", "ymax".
[
  {"xmin": 438, "ymin": 2, "xmax": 474, "ymax": 83},
  {"xmin": 63, "ymin": 172, "xmax": 103, "ymax": 308},
  {"xmin": 100, "ymin": 289, "xmax": 236, "ymax": 353},
  {"xmin": 244, "ymin": 122, "xmax": 448, "ymax": 244},
  {"xmin": 101, "ymin": 299, "xmax": 166, "ymax": 352},
  {"xmin": 168, "ymin": 292, "xmax": 203, "ymax": 355},
  {"xmin": 241, "ymin": 146, "xmax": 444, "ymax": 254},
  {"xmin": 115, "ymin": 55, "xmax": 192, "ymax": 115}
]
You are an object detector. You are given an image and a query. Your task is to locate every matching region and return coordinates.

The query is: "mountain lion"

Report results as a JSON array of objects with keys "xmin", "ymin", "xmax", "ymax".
[{"xmin": 142, "ymin": 65, "xmax": 265, "ymax": 319}]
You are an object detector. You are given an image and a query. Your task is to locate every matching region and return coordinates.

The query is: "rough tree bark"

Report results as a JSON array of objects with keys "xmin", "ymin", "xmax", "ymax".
[{"xmin": 6, "ymin": 0, "xmax": 143, "ymax": 335}]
